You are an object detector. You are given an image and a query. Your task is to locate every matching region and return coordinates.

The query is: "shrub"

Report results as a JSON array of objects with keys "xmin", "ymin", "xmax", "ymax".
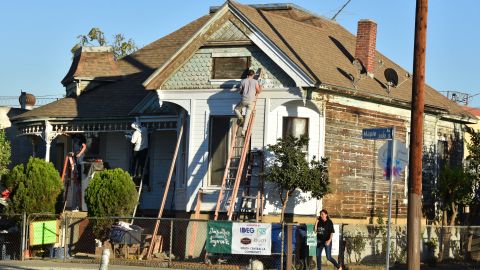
[
  {"xmin": 345, "ymin": 231, "xmax": 366, "ymax": 263},
  {"xmin": 84, "ymin": 168, "xmax": 137, "ymax": 239},
  {"xmin": 0, "ymin": 130, "xmax": 11, "ymax": 179},
  {"xmin": 2, "ymin": 157, "xmax": 62, "ymax": 215}
]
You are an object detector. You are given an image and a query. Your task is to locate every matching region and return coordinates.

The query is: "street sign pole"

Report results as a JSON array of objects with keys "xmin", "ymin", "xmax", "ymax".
[
  {"xmin": 385, "ymin": 127, "xmax": 395, "ymax": 270},
  {"xmin": 362, "ymin": 126, "xmax": 406, "ymax": 270}
]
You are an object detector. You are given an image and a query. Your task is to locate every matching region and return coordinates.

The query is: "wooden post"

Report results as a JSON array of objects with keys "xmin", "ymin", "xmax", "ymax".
[
  {"xmin": 286, "ymin": 224, "xmax": 293, "ymax": 270},
  {"xmin": 407, "ymin": 0, "xmax": 428, "ymax": 269},
  {"xmin": 147, "ymin": 115, "xmax": 185, "ymax": 259}
]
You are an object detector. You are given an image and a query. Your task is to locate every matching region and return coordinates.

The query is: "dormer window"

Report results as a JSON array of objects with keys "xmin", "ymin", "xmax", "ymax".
[{"xmin": 212, "ymin": 56, "xmax": 251, "ymax": 80}]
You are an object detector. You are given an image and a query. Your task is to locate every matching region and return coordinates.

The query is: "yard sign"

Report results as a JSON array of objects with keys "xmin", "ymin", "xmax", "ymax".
[
  {"xmin": 29, "ymin": 220, "xmax": 58, "ymax": 246},
  {"xmin": 206, "ymin": 221, "xmax": 271, "ymax": 255}
]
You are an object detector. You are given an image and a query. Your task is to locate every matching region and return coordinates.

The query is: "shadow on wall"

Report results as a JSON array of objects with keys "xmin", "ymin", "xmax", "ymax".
[{"xmin": 422, "ymin": 127, "xmax": 464, "ymax": 223}]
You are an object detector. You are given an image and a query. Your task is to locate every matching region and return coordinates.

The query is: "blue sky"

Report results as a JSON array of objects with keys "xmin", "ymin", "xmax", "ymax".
[{"xmin": 1, "ymin": 1, "xmax": 479, "ymax": 106}]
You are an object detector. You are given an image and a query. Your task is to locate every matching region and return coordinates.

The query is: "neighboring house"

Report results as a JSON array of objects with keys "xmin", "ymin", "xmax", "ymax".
[
  {"xmin": 0, "ymin": 93, "xmax": 37, "ymax": 168},
  {"xmin": 463, "ymin": 106, "xmax": 480, "ymax": 158},
  {"xmin": 11, "ymin": 2, "xmax": 475, "ymax": 222}
]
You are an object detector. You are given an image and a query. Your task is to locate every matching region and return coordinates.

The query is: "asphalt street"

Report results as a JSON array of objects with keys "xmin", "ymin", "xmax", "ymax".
[{"xmin": 0, "ymin": 260, "xmax": 172, "ymax": 270}]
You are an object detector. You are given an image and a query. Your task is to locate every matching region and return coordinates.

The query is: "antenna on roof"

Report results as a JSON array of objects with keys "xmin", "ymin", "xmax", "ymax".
[
  {"xmin": 441, "ymin": 90, "xmax": 475, "ymax": 105},
  {"xmin": 331, "ymin": 0, "xmax": 352, "ymax": 21}
]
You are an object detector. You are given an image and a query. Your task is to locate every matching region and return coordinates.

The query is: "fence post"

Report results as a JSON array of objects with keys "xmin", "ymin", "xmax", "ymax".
[
  {"xmin": 63, "ymin": 213, "xmax": 68, "ymax": 261},
  {"xmin": 169, "ymin": 219, "xmax": 173, "ymax": 268},
  {"xmin": 280, "ymin": 222, "xmax": 284, "ymax": 270},
  {"xmin": 286, "ymin": 224, "xmax": 293, "ymax": 270},
  {"xmin": 339, "ymin": 224, "xmax": 345, "ymax": 267},
  {"xmin": 20, "ymin": 212, "xmax": 26, "ymax": 261}
]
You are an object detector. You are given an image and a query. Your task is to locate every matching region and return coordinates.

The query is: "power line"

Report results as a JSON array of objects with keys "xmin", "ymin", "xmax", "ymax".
[{"xmin": 331, "ymin": 0, "xmax": 352, "ymax": 21}]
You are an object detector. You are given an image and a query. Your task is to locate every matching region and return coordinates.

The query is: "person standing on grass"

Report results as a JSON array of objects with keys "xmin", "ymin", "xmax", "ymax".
[
  {"xmin": 314, "ymin": 209, "xmax": 342, "ymax": 270},
  {"xmin": 234, "ymin": 69, "xmax": 261, "ymax": 136}
]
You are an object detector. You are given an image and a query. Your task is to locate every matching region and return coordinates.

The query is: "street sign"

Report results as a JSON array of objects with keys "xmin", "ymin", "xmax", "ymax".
[
  {"xmin": 378, "ymin": 140, "xmax": 409, "ymax": 178},
  {"xmin": 362, "ymin": 127, "xmax": 393, "ymax": 140},
  {"xmin": 362, "ymin": 126, "xmax": 397, "ymax": 270}
]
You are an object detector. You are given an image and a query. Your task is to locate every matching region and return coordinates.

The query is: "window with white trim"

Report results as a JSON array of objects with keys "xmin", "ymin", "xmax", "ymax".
[{"xmin": 283, "ymin": 117, "xmax": 309, "ymax": 151}]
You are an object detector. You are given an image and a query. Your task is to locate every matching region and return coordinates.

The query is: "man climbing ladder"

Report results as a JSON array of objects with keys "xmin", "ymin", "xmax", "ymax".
[{"xmin": 234, "ymin": 69, "xmax": 261, "ymax": 136}]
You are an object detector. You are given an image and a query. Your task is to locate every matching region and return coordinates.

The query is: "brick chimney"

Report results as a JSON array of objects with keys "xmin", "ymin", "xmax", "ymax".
[{"xmin": 355, "ymin": 19, "xmax": 377, "ymax": 77}]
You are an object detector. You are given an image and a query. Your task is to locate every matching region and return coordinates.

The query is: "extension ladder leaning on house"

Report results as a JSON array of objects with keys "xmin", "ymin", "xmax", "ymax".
[{"xmin": 213, "ymin": 69, "xmax": 265, "ymax": 222}]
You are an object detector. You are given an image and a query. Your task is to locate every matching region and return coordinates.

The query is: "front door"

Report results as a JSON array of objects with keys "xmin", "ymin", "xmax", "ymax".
[{"xmin": 209, "ymin": 116, "xmax": 233, "ymax": 186}]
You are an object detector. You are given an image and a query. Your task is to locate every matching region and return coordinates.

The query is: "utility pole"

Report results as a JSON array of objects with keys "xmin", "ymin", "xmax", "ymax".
[{"xmin": 407, "ymin": 0, "xmax": 428, "ymax": 269}]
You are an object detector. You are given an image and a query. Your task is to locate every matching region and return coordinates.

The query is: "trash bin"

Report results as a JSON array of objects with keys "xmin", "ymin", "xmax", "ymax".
[
  {"xmin": 110, "ymin": 224, "xmax": 143, "ymax": 245},
  {"xmin": 271, "ymin": 224, "xmax": 297, "ymax": 269},
  {"xmin": 271, "ymin": 224, "xmax": 297, "ymax": 253}
]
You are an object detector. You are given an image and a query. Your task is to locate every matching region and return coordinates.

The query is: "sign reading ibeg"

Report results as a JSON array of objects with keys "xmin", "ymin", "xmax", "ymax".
[{"xmin": 206, "ymin": 221, "xmax": 271, "ymax": 255}]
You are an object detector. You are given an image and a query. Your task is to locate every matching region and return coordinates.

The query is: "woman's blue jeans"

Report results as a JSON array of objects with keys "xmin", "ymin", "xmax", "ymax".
[{"xmin": 316, "ymin": 241, "xmax": 340, "ymax": 270}]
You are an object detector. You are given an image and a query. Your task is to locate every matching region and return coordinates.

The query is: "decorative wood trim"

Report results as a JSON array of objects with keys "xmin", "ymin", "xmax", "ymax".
[{"xmin": 16, "ymin": 119, "xmax": 178, "ymax": 136}]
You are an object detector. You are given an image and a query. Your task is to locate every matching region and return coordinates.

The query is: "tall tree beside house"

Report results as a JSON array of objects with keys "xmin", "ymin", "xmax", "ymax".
[
  {"xmin": 465, "ymin": 126, "xmax": 480, "ymax": 213},
  {"xmin": 435, "ymin": 165, "xmax": 474, "ymax": 261},
  {"xmin": 265, "ymin": 136, "xmax": 330, "ymax": 222},
  {"xmin": 84, "ymin": 168, "xmax": 137, "ymax": 240},
  {"xmin": 0, "ymin": 130, "xmax": 11, "ymax": 179},
  {"xmin": 2, "ymin": 157, "xmax": 62, "ymax": 215},
  {"xmin": 463, "ymin": 126, "xmax": 480, "ymax": 259},
  {"xmin": 71, "ymin": 27, "xmax": 138, "ymax": 60}
]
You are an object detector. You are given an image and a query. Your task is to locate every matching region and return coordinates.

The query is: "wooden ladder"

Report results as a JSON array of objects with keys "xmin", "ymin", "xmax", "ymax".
[
  {"xmin": 131, "ymin": 147, "xmax": 151, "ymax": 224},
  {"xmin": 213, "ymin": 96, "xmax": 259, "ymax": 221},
  {"xmin": 235, "ymin": 150, "xmax": 265, "ymax": 222},
  {"xmin": 61, "ymin": 153, "xmax": 76, "ymax": 213}
]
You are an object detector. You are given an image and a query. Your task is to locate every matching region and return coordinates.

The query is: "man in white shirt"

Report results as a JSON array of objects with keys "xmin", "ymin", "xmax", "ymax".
[{"xmin": 130, "ymin": 122, "xmax": 148, "ymax": 178}]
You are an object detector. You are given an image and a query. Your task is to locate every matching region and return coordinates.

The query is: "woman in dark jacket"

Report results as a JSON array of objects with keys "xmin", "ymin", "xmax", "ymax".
[{"xmin": 314, "ymin": 209, "xmax": 342, "ymax": 270}]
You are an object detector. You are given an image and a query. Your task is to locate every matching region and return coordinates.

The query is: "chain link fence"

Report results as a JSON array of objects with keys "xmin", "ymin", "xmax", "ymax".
[
  {"xmin": 0, "ymin": 213, "xmax": 478, "ymax": 269},
  {"xmin": 342, "ymin": 224, "xmax": 480, "ymax": 266}
]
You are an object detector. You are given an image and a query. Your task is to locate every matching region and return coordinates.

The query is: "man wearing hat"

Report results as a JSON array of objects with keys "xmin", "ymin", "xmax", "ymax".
[{"xmin": 130, "ymin": 121, "xmax": 148, "ymax": 179}]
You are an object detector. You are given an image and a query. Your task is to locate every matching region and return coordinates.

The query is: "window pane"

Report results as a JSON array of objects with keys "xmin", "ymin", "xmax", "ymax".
[
  {"xmin": 213, "ymin": 57, "xmax": 249, "ymax": 79},
  {"xmin": 283, "ymin": 117, "xmax": 308, "ymax": 138}
]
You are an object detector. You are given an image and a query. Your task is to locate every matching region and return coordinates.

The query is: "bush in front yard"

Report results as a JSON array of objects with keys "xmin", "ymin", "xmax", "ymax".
[
  {"xmin": 2, "ymin": 157, "xmax": 62, "ymax": 215},
  {"xmin": 84, "ymin": 168, "xmax": 137, "ymax": 239}
]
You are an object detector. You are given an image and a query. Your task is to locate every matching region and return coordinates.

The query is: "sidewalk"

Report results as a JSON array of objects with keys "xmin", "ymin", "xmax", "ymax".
[{"xmin": 0, "ymin": 260, "xmax": 174, "ymax": 270}]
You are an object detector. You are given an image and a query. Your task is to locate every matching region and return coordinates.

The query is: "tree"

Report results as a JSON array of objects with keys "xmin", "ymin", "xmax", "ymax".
[
  {"xmin": 84, "ymin": 168, "xmax": 137, "ymax": 240},
  {"xmin": 463, "ymin": 126, "xmax": 480, "ymax": 259},
  {"xmin": 465, "ymin": 126, "xmax": 480, "ymax": 213},
  {"xmin": 0, "ymin": 130, "xmax": 11, "ymax": 179},
  {"xmin": 265, "ymin": 136, "xmax": 330, "ymax": 222},
  {"xmin": 71, "ymin": 27, "xmax": 137, "ymax": 60},
  {"xmin": 2, "ymin": 157, "xmax": 62, "ymax": 215},
  {"xmin": 435, "ymin": 165, "xmax": 473, "ymax": 261}
]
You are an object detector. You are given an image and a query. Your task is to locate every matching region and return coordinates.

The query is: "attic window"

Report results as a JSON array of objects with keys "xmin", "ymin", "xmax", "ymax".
[{"xmin": 212, "ymin": 57, "xmax": 250, "ymax": 79}]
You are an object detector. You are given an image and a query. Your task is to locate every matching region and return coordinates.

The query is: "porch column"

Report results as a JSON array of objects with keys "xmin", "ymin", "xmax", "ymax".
[{"xmin": 41, "ymin": 121, "xmax": 58, "ymax": 162}]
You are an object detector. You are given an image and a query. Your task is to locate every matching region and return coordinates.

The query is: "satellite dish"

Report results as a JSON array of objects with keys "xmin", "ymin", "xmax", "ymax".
[{"xmin": 384, "ymin": 68, "xmax": 399, "ymax": 87}]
